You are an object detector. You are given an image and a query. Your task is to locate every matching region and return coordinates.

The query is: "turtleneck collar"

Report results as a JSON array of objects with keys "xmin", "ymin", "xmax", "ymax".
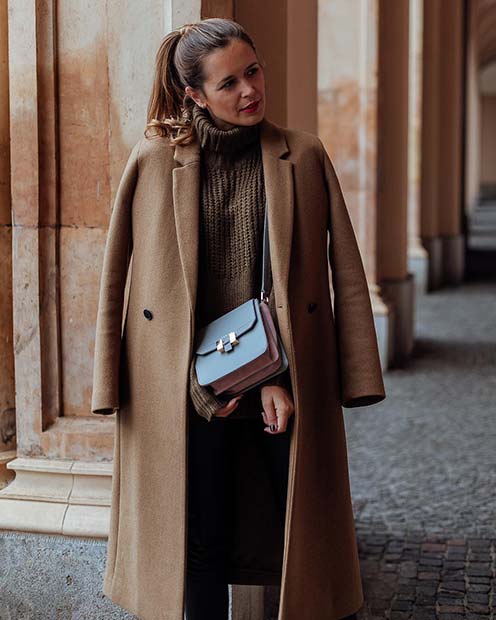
[{"xmin": 191, "ymin": 103, "xmax": 261, "ymax": 156}]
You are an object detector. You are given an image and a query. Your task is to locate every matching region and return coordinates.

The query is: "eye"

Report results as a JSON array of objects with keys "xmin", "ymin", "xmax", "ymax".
[
  {"xmin": 223, "ymin": 79, "xmax": 234, "ymax": 89},
  {"xmin": 248, "ymin": 67, "xmax": 259, "ymax": 76}
]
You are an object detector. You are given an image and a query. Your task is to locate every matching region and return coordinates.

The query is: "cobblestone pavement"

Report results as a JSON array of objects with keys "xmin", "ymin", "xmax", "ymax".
[{"xmin": 344, "ymin": 280, "xmax": 496, "ymax": 619}]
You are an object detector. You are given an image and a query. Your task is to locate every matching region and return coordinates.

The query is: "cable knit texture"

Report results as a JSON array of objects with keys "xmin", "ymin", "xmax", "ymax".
[{"xmin": 188, "ymin": 103, "xmax": 292, "ymax": 422}]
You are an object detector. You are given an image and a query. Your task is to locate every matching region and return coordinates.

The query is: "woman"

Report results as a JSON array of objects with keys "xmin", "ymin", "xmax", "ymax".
[{"xmin": 91, "ymin": 17, "xmax": 385, "ymax": 620}]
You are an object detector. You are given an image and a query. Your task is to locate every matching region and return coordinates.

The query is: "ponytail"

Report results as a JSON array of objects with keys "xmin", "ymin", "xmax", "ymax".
[{"xmin": 145, "ymin": 29, "xmax": 195, "ymax": 145}]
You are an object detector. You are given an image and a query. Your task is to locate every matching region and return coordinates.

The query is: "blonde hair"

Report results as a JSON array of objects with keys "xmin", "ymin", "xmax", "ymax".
[{"xmin": 145, "ymin": 18, "xmax": 262, "ymax": 146}]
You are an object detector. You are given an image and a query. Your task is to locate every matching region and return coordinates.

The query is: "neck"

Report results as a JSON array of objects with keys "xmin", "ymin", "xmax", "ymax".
[{"xmin": 191, "ymin": 103, "xmax": 261, "ymax": 156}]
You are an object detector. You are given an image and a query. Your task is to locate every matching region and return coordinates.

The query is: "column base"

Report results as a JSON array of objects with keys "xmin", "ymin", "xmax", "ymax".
[
  {"xmin": 370, "ymin": 285, "xmax": 393, "ymax": 370},
  {"xmin": 0, "ymin": 457, "xmax": 112, "ymax": 538},
  {"xmin": 379, "ymin": 273, "xmax": 415, "ymax": 367},
  {"xmin": 0, "ymin": 450, "xmax": 16, "ymax": 489},
  {"xmin": 421, "ymin": 236, "xmax": 443, "ymax": 291},
  {"xmin": 408, "ymin": 243, "xmax": 429, "ymax": 294},
  {"xmin": 440, "ymin": 233, "xmax": 465, "ymax": 285}
]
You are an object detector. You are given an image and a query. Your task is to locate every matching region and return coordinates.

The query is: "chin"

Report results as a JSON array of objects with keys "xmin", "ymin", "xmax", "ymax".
[{"xmin": 237, "ymin": 108, "xmax": 265, "ymax": 125}]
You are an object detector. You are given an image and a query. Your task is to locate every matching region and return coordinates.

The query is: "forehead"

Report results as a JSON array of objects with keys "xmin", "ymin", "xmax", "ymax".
[{"xmin": 202, "ymin": 39, "xmax": 258, "ymax": 81}]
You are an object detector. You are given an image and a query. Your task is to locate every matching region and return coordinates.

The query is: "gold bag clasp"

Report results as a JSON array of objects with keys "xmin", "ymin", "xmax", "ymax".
[{"xmin": 216, "ymin": 331, "xmax": 239, "ymax": 353}]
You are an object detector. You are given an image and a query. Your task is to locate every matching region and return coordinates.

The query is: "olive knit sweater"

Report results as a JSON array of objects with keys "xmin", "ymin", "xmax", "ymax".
[{"xmin": 188, "ymin": 103, "xmax": 292, "ymax": 422}]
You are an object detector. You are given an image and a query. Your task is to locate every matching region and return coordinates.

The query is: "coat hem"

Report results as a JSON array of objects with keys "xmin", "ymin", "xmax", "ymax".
[{"xmin": 336, "ymin": 595, "xmax": 364, "ymax": 620}]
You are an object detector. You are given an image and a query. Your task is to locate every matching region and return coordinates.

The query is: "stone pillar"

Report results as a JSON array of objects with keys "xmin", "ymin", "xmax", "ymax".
[
  {"xmin": 0, "ymin": 0, "xmax": 16, "ymax": 489},
  {"xmin": 465, "ymin": 0, "xmax": 481, "ymax": 219},
  {"xmin": 420, "ymin": 0, "xmax": 443, "ymax": 290},
  {"xmin": 437, "ymin": 0, "xmax": 465, "ymax": 285},
  {"xmin": 407, "ymin": 0, "xmax": 429, "ymax": 295},
  {"xmin": 1, "ymin": 0, "xmax": 114, "ymax": 534},
  {"xmin": 317, "ymin": 0, "xmax": 390, "ymax": 370},
  {"xmin": 421, "ymin": 0, "xmax": 465, "ymax": 290},
  {"xmin": 0, "ymin": 0, "xmax": 194, "ymax": 532},
  {"xmin": 235, "ymin": 0, "xmax": 318, "ymax": 133},
  {"xmin": 376, "ymin": 0, "xmax": 414, "ymax": 367}
]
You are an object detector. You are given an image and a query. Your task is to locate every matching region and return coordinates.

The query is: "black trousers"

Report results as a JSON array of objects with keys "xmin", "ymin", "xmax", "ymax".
[{"xmin": 185, "ymin": 407, "xmax": 293, "ymax": 620}]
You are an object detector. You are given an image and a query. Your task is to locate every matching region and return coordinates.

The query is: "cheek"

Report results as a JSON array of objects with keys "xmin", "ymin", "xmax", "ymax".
[{"xmin": 215, "ymin": 94, "xmax": 232, "ymax": 111}]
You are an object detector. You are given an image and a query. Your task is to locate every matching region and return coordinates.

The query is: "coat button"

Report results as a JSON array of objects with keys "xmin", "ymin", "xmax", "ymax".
[
  {"xmin": 308, "ymin": 302, "xmax": 317, "ymax": 313},
  {"xmin": 143, "ymin": 308, "xmax": 153, "ymax": 320}
]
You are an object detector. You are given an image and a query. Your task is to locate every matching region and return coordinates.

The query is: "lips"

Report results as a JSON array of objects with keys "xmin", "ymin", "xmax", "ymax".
[{"xmin": 241, "ymin": 99, "xmax": 260, "ymax": 111}]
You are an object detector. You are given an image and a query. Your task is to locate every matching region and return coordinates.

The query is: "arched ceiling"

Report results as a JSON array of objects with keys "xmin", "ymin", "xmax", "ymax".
[{"xmin": 475, "ymin": 0, "xmax": 496, "ymax": 68}]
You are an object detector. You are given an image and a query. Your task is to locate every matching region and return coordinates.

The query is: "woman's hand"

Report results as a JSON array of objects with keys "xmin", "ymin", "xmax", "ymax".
[
  {"xmin": 260, "ymin": 385, "xmax": 294, "ymax": 434},
  {"xmin": 213, "ymin": 394, "xmax": 243, "ymax": 418}
]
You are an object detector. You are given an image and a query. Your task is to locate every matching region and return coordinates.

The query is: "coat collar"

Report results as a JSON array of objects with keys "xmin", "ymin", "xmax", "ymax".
[{"xmin": 172, "ymin": 117, "xmax": 294, "ymax": 323}]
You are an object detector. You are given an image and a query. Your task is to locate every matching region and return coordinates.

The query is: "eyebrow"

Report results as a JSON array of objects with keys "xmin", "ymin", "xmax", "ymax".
[{"xmin": 216, "ymin": 62, "xmax": 258, "ymax": 88}]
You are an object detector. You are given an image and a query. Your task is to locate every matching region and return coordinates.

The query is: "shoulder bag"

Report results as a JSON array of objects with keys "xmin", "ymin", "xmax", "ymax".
[{"xmin": 193, "ymin": 200, "xmax": 289, "ymax": 397}]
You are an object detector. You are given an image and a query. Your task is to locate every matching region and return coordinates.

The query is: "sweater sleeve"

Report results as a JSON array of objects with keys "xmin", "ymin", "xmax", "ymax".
[
  {"xmin": 257, "ymin": 367, "xmax": 292, "ymax": 392},
  {"xmin": 189, "ymin": 355, "xmax": 230, "ymax": 422}
]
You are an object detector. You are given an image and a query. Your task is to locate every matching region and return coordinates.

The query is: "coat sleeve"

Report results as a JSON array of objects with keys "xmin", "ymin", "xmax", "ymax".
[
  {"xmin": 91, "ymin": 140, "xmax": 141, "ymax": 415},
  {"xmin": 319, "ymin": 139, "xmax": 386, "ymax": 408}
]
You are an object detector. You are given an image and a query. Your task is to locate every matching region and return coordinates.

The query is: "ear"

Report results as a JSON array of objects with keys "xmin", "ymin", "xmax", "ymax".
[{"xmin": 185, "ymin": 85, "xmax": 205, "ymax": 108}]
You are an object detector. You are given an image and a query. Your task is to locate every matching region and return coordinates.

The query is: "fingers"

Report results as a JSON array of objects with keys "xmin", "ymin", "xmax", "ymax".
[
  {"xmin": 214, "ymin": 394, "xmax": 243, "ymax": 418},
  {"xmin": 260, "ymin": 387, "xmax": 295, "ymax": 434}
]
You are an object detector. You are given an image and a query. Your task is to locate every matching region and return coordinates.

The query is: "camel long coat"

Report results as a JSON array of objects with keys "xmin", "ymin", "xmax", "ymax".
[{"xmin": 91, "ymin": 115, "xmax": 386, "ymax": 620}]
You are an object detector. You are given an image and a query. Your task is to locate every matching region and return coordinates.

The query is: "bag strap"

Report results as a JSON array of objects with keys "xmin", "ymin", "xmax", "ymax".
[{"xmin": 260, "ymin": 200, "xmax": 270, "ymax": 303}]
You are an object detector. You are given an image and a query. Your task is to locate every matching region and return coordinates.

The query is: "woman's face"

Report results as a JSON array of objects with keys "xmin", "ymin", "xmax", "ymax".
[{"xmin": 185, "ymin": 38, "xmax": 266, "ymax": 130}]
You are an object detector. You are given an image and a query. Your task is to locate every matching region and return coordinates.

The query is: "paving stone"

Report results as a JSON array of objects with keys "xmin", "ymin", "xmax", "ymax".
[
  {"xmin": 467, "ymin": 593, "xmax": 489, "ymax": 604},
  {"xmin": 465, "ymin": 603, "xmax": 490, "ymax": 613},
  {"xmin": 467, "ymin": 576, "xmax": 491, "ymax": 584},
  {"xmin": 391, "ymin": 600, "xmax": 412, "ymax": 611},
  {"xmin": 439, "ymin": 581, "xmax": 465, "ymax": 592},
  {"xmin": 467, "ymin": 583, "xmax": 490, "ymax": 592},
  {"xmin": 411, "ymin": 612, "xmax": 436, "ymax": 620},
  {"xmin": 419, "ymin": 558, "xmax": 443, "ymax": 567},
  {"xmin": 437, "ymin": 605, "xmax": 465, "ymax": 613}
]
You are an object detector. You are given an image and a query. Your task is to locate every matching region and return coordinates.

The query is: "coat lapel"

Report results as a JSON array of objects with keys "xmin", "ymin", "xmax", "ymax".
[
  {"xmin": 172, "ymin": 117, "xmax": 294, "ymax": 319},
  {"xmin": 172, "ymin": 141, "xmax": 201, "ymax": 316}
]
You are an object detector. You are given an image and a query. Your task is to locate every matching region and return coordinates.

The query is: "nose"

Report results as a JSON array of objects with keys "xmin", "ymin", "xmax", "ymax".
[{"xmin": 240, "ymin": 79, "xmax": 257, "ymax": 98}]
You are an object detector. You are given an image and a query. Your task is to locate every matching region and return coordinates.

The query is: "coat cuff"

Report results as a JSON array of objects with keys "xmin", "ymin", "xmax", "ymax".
[
  {"xmin": 342, "ymin": 393, "xmax": 385, "ymax": 408},
  {"xmin": 189, "ymin": 356, "xmax": 229, "ymax": 422}
]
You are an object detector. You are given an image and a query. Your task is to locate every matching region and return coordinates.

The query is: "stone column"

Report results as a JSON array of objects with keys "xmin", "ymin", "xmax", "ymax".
[
  {"xmin": 407, "ymin": 0, "xmax": 429, "ymax": 295},
  {"xmin": 0, "ymin": 0, "xmax": 16, "ymax": 489},
  {"xmin": 235, "ymin": 0, "xmax": 318, "ymax": 132},
  {"xmin": 317, "ymin": 0, "xmax": 390, "ymax": 369},
  {"xmin": 437, "ymin": 0, "xmax": 465, "ymax": 285},
  {"xmin": 0, "ymin": 0, "xmax": 114, "ymax": 536},
  {"xmin": 421, "ymin": 0, "xmax": 465, "ymax": 290},
  {"xmin": 420, "ymin": 0, "xmax": 443, "ymax": 290},
  {"xmin": 376, "ymin": 0, "xmax": 414, "ymax": 366},
  {"xmin": 0, "ymin": 0, "xmax": 196, "ymax": 533},
  {"xmin": 465, "ymin": 0, "xmax": 481, "ymax": 219}
]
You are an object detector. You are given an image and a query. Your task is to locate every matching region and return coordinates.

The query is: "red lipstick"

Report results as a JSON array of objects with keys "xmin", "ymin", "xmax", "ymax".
[{"xmin": 240, "ymin": 99, "xmax": 260, "ymax": 113}]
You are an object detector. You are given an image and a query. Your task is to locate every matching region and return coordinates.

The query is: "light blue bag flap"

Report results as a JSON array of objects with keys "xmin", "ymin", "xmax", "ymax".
[
  {"xmin": 194, "ymin": 298, "xmax": 269, "ymax": 386},
  {"xmin": 195, "ymin": 298, "xmax": 258, "ymax": 355}
]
